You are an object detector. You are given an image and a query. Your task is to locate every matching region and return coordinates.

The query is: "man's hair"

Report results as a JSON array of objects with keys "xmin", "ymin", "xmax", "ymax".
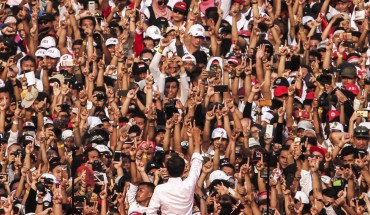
[
  {"xmin": 205, "ymin": 7, "xmax": 219, "ymax": 24},
  {"xmin": 192, "ymin": 51, "xmax": 208, "ymax": 65},
  {"xmin": 340, "ymin": 146, "xmax": 355, "ymax": 157},
  {"xmin": 73, "ymin": 39, "xmax": 83, "ymax": 46},
  {"xmin": 20, "ymin": 55, "xmax": 36, "ymax": 68},
  {"xmin": 140, "ymin": 49, "xmax": 154, "ymax": 58},
  {"xmin": 166, "ymin": 154, "xmax": 185, "ymax": 177},
  {"xmin": 138, "ymin": 182, "xmax": 155, "ymax": 193},
  {"xmin": 165, "ymin": 77, "xmax": 180, "ymax": 88}
]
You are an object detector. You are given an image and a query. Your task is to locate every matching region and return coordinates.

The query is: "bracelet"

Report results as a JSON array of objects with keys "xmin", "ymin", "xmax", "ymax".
[
  {"xmin": 118, "ymin": 60, "xmax": 123, "ymax": 62},
  {"xmin": 68, "ymin": 10, "xmax": 75, "ymax": 14},
  {"xmin": 12, "ymin": 121, "xmax": 18, "ymax": 125},
  {"xmin": 83, "ymin": 41, "xmax": 87, "ymax": 46},
  {"xmin": 130, "ymin": 159, "xmax": 136, "ymax": 162},
  {"xmin": 143, "ymin": 154, "xmax": 148, "ymax": 159},
  {"xmin": 157, "ymin": 49, "xmax": 163, "ymax": 54},
  {"xmin": 190, "ymin": 18, "xmax": 196, "ymax": 21},
  {"xmin": 57, "ymin": 144, "xmax": 65, "ymax": 149},
  {"xmin": 37, "ymin": 202, "xmax": 43, "ymax": 205},
  {"xmin": 80, "ymin": 103, "xmax": 86, "ymax": 107}
]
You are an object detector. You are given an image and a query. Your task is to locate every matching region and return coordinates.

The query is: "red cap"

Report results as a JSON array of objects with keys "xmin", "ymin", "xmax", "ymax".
[
  {"xmin": 345, "ymin": 83, "xmax": 359, "ymax": 95},
  {"xmin": 227, "ymin": 56, "xmax": 239, "ymax": 65},
  {"xmin": 174, "ymin": 2, "xmax": 187, "ymax": 12},
  {"xmin": 274, "ymin": 86, "xmax": 288, "ymax": 97},
  {"xmin": 233, "ymin": 0, "xmax": 242, "ymax": 3},
  {"xmin": 238, "ymin": 30, "xmax": 250, "ymax": 37},
  {"xmin": 309, "ymin": 146, "xmax": 327, "ymax": 157},
  {"xmin": 238, "ymin": 87, "xmax": 245, "ymax": 96},
  {"xmin": 305, "ymin": 92, "xmax": 315, "ymax": 100},
  {"xmin": 327, "ymin": 110, "xmax": 340, "ymax": 122}
]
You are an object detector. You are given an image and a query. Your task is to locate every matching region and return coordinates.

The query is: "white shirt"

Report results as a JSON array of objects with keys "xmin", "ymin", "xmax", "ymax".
[
  {"xmin": 146, "ymin": 153, "xmax": 203, "ymax": 215},
  {"xmin": 127, "ymin": 183, "xmax": 149, "ymax": 215}
]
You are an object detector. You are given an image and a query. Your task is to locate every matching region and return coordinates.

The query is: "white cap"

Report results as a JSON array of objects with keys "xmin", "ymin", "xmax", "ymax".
[
  {"xmin": 60, "ymin": 54, "xmax": 73, "ymax": 62},
  {"xmin": 211, "ymin": 128, "xmax": 227, "ymax": 139},
  {"xmin": 181, "ymin": 54, "xmax": 196, "ymax": 64},
  {"xmin": 45, "ymin": 48, "xmax": 60, "ymax": 58},
  {"xmin": 39, "ymin": 36, "xmax": 56, "ymax": 49},
  {"xmin": 297, "ymin": 120, "xmax": 314, "ymax": 130},
  {"xmin": 4, "ymin": 16, "xmax": 16, "ymax": 24},
  {"xmin": 88, "ymin": 116, "xmax": 103, "ymax": 131},
  {"xmin": 302, "ymin": 16, "xmax": 314, "ymax": 25},
  {"xmin": 105, "ymin": 38, "xmax": 119, "ymax": 46},
  {"xmin": 188, "ymin": 24, "xmax": 205, "ymax": 37},
  {"xmin": 261, "ymin": 112, "xmax": 274, "ymax": 123},
  {"xmin": 249, "ymin": 138, "xmax": 260, "ymax": 148},
  {"xmin": 94, "ymin": 145, "xmax": 112, "ymax": 156},
  {"xmin": 62, "ymin": 130, "xmax": 73, "ymax": 141},
  {"xmin": 359, "ymin": 122, "xmax": 370, "ymax": 129},
  {"xmin": 329, "ymin": 122, "xmax": 344, "ymax": 132},
  {"xmin": 43, "ymin": 117, "xmax": 53, "ymax": 125},
  {"xmin": 209, "ymin": 170, "xmax": 232, "ymax": 183},
  {"xmin": 35, "ymin": 49, "xmax": 46, "ymax": 58},
  {"xmin": 145, "ymin": 26, "xmax": 163, "ymax": 40},
  {"xmin": 40, "ymin": 173, "xmax": 57, "ymax": 183},
  {"xmin": 354, "ymin": 10, "xmax": 366, "ymax": 21},
  {"xmin": 294, "ymin": 191, "xmax": 309, "ymax": 204}
]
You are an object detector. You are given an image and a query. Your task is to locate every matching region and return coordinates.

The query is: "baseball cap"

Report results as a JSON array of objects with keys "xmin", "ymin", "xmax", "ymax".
[
  {"xmin": 173, "ymin": 2, "xmax": 187, "ymax": 13},
  {"xmin": 59, "ymin": 54, "xmax": 73, "ymax": 64},
  {"xmin": 317, "ymin": 40, "xmax": 327, "ymax": 51},
  {"xmin": 146, "ymin": 162, "xmax": 161, "ymax": 172},
  {"xmin": 209, "ymin": 170, "xmax": 232, "ymax": 183},
  {"xmin": 310, "ymin": 146, "xmax": 327, "ymax": 157},
  {"xmin": 345, "ymin": 84, "xmax": 359, "ymax": 95},
  {"xmin": 249, "ymin": 138, "xmax": 260, "ymax": 148},
  {"xmin": 23, "ymin": 121, "xmax": 36, "ymax": 130},
  {"xmin": 132, "ymin": 62, "xmax": 149, "ymax": 75},
  {"xmin": 189, "ymin": 24, "xmax": 205, "ymax": 37},
  {"xmin": 305, "ymin": 92, "xmax": 315, "ymax": 100},
  {"xmin": 145, "ymin": 26, "xmax": 163, "ymax": 40},
  {"xmin": 21, "ymin": 86, "xmax": 39, "ymax": 108},
  {"xmin": 88, "ymin": 116, "xmax": 103, "ymax": 132},
  {"xmin": 38, "ymin": 36, "xmax": 56, "ymax": 49},
  {"xmin": 4, "ymin": 16, "xmax": 16, "ymax": 24},
  {"xmin": 338, "ymin": 62, "xmax": 357, "ymax": 78},
  {"xmin": 43, "ymin": 117, "xmax": 53, "ymax": 125},
  {"xmin": 45, "ymin": 48, "xmax": 61, "ymax": 59},
  {"xmin": 62, "ymin": 130, "xmax": 73, "ymax": 141},
  {"xmin": 354, "ymin": 126, "xmax": 370, "ymax": 138},
  {"xmin": 181, "ymin": 54, "xmax": 196, "ymax": 64},
  {"xmin": 297, "ymin": 120, "xmax": 314, "ymax": 130},
  {"xmin": 274, "ymin": 86, "xmax": 288, "ymax": 97},
  {"xmin": 211, "ymin": 128, "xmax": 228, "ymax": 139},
  {"xmin": 354, "ymin": 10, "xmax": 365, "ymax": 20},
  {"xmin": 35, "ymin": 49, "xmax": 46, "ymax": 58},
  {"xmin": 105, "ymin": 38, "xmax": 119, "ymax": 46},
  {"xmin": 329, "ymin": 122, "xmax": 344, "ymax": 132},
  {"xmin": 94, "ymin": 145, "xmax": 112, "ymax": 156},
  {"xmin": 38, "ymin": 13, "xmax": 54, "ymax": 22},
  {"xmin": 227, "ymin": 56, "xmax": 239, "ymax": 65},
  {"xmin": 273, "ymin": 77, "xmax": 290, "ymax": 88},
  {"xmin": 294, "ymin": 191, "xmax": 310, "ymax": 204},
  {"xmin": 165, "ymin": 26, "xmax": 178, "ymax": 35},
  {"xmin": 327, "ymin": 110, "xmax": 340, "ymax": 122}
]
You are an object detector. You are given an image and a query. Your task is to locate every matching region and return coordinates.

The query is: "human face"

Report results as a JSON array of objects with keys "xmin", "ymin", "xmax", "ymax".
[
  {"xmin": 107, "ymin": 45, "xmax": 115, "ymax": 57},
  {"xmin": 122, "ymin": 143, "xmax": 131, "ymax": 155},
  {"xmin": 21, "ymin": 59, "xmax": 36, "ymax": 72},
  {"xmin": 81, "ymin": 19, "xmax": 94, "ymax": 32},
  {"xmin": 336, "ymin": 1, "xmax": 350, "ymax": 13},
  {"xmin": 165, "ymin": 82, "xmax": 178, "ymax": 98},
  {"xmin": 354, "ymin": 137, "xmax": 368, "ymax": 150},
  {"xmin": 141, "ymin": 52, "xmax": 153, "ymax": 66},
  {"xmin": 157, "ymin": 0, "xmax": 166, "ymax": 9},
  {"xmin": 168, "ymin": 62, "xmax": 179, "ymax": 76},
  {"xmin": 342, "ymin": 154, "xmax": 354, "ymax": 165},
  {"xmin": 0, "ymin": 92, "xmax": 10, "ymax": 109},
  {"xmin": 7, "ymin": 144, "xmax": 21, "ymax": 163},
  {"xmin": 52, "ymin": 165, "xmax": 63, "ymax": 181},
  {"xmin": 45, "ymin": 56, "xmax": 59, "ymax": 69},
  {"xmin": 183, "ymin": 61, "xmax": 195, "ymax": 72},
  {"xmin": 341, "ymin": 77, "xmax": 356, "ymax": 87},
  {"xmin": 144, "ymin": 38, "xmax": 155, "ymax": 50},
  {"xmin": 309, "ymin": 39, "xmax": 319, "ymax": 51},
  {"xmin": 310, "ymin": 152, "xmax": 324, "ymax": 162},
  {"xmin": 278, "ymin": 150, "xmax": 289, "ymax": 168},
  {"xmin": 173, "ymin": 9, "xmax": 185, "ymax": 22},
  {"xmin": 222, "ymin": 166, "xmax": 234, "ymax": 176},
  {"xmin": 155, "ymin": 131, "xmax": 165, "ymax": 145},
  {"xmin": 88, "ymin": 150, "xmax": 100, "ymax": 162},
  {"xmin": 135, "ymin": 185, "xmax": 153, "ymax": 203},
  {"xmin": 190, "ymin": 36, "xmax": 204, "ymax": 48},
  {"xmin": 134, "ymin": 117, "xmax": 145, "ymax": 130},
  {"xmin": 72, "ymin": 44, "xmax": 81, "ymax": 57},
  {"xmin": 39, "ymin": 20, "xmax": 52, "ymax": 30}
]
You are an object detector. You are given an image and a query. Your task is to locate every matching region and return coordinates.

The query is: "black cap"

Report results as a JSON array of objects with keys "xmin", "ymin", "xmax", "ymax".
[
  {"xmin": 38, "ymin": 13, "xmax": 54, "ymax": 21},
  {"xmin": 132, "ymin": 62, "xmax": 149, "ymax": 76},
  {"xmin": 273, "ymin": 77, "xmax": 290, "ymax": 88},
  {"xmin": 0, "ymin": 133, "xmax": 8, "ymax": 143},
  {"xmin": 155, "ymin": 125, "xmax": 166, "ymax": 134},
  {"xmin": 153, "ymin": 17, "xmax": 169, "ymax": 29},
  {"xmin": 354, "ymin": 126, "xmax": 370, "ymax": 138},
  {"xmin": 146, "ymin": 162, "xmax": 161, "ymax": 172}
]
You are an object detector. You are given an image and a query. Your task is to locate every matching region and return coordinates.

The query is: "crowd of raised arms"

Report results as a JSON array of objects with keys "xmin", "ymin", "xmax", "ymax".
[{"xmin": 0, "ymin": 0, "xmax": 370, "ymax": 214}]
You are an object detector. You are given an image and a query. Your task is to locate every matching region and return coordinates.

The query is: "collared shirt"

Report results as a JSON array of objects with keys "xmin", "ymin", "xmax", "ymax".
[{"xmin": 146, "ymin": 153, "xmax": 203, "ymax": 215}]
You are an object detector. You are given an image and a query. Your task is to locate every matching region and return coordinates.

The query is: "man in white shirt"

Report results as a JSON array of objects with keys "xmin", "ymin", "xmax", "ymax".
[
  {"xmin": 127, "ymin": 182, "xmax": 155, "ymax": 215},
  {"xmin": 146, "ymin": 151, "xmax": 203, "ymax": 214}
]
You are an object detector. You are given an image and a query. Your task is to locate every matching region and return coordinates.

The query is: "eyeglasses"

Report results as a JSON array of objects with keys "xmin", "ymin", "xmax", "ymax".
[
  {"xmin": 309, "ymin": 154, "xmax": 323, "ymax": 159},
  {"xmin": 193, "ymin": 36, "xmax": 205, "ymax": 40},
  {"xmin": 158, "ymin": 0, "xmax": 165, "ymax": 5},
  {"xmin": 355, "ymin": 21, "xmax": 363, "ymax": 25},
  {"xmin": 39, "ymin": 20, "xmax": 49, "ymax": 25}
]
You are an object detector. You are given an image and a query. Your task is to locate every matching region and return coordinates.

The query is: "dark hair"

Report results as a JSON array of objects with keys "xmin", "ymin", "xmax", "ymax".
[
  {"xmin": 138, "ymin": 182, "xmax": 155, "ymax": 193},
  {"xmin": 166, "ymin": 154, "xmax": 185, "ymax": 177},
  {"xmin": 73, "ymin": 39, "xmax": 83, "ymax": 46},
  {"xmin": 20, "ymin": 55, "xmax": 36, "ymax": 68},
  {"xmin": 140, "ymin": 49, "xmax": 154, "ymax": 58},
  {"xmin": 192, "ymin": 51, "xmax": 208, "ymax": 65},
  {"xmin": 165, "ymin": 77, "xmax": 180, "ymax": 88},
  {"xmin": 340, "ymin": 146, "xmax": 355, "ymax": 157},
  {"xmin": 205, "ymin": 7, "xmax": 219, "ymax": 24},
  {"xmin": 84, "ymin": 147, "xmax": 100, "ymax": 158}
]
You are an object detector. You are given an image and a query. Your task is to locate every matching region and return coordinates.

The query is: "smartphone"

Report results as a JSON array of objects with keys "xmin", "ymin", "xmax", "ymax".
[
  {"xmin": 259, "ymin": 99, "xmax": 272, "ymax": 107},
  {"xmin": 35, "ymin": 181, "xmax": 46, "ymax": 195},
  {"xmin": 207, "ymin": 70, "xmax": 216, "ymax": 77},
  {"xmin": 210, "ymin": 190, "xmax": 218, "ymax": 197},
  {"xmin": 129, "ymin": 83, "xmax": 137, "ymax": 90},
  {"xmin": 261, "ymin": 169, "xmax": 268, "ymax": 178},
  {"xmin": 24, "ymin": 71, "xmax": 36, "ymax": 86},
  {"xmin": 265, "ymin": 125, "xmax": 273, "ymax": 138},
  {"xmin": 13, "ymin": 52, "xmax": 23, "ymax": 62},
  {"xmin": 357, "ymin": 110, "xmax": 368, "ymax": 117},
  {"xmin": 61, "ymin": 59, "xmax": 74, "ymax": 67},
  {"xmin": 75, "ymin": 196, "xmax": 85, "ymax": 208},
  {"xmin": 17, "ymin": 100, "xmax": 22, "ymax": 109},
  {"xmin": 214, "ymin": 85, "xmax": 228, "ymax": 93},
  {"xmin": 294, "ymin": 137, "xmax": 301, "ymax": 143},
  {"xmin": 262, "ymin": 208, "xmax": 275, "ymax": 215},
  {"xmin": 113, "ymin": 151, "xmax": 122, "ymax": 163},
  {"xmin": 118, "ymin": 90, "xmax": 129, "ymax": 97},
  {"xmin": 88, "ymin": 1, "xmax": 95, "ymax": 15}
]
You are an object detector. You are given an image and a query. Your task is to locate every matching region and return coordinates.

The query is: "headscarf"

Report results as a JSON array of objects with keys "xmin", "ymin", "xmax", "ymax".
[{"xmin": 152, "ymin": 0, "xmax": 172, "ymax": 21}]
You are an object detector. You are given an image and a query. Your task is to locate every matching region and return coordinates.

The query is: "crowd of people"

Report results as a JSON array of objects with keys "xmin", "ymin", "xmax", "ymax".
[{"xmin": 0, "ymin": 0, "xmax": 369, "ymax": 214}]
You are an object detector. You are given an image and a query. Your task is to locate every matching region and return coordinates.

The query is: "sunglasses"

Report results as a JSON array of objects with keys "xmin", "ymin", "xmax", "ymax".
[
  {"xmin": 158, "ymin": 0, "xmax": 165, "ymax": 5},
  {"xmin": 173, "ymin": 9, "xmax": 186, "ymax": 15},
  {"xmin": 356, "ymin": 21, "xmax": 363, "ymax": 25},
  {"xmin": 309, "ymin": 154, "xmax": 323, "ymax": 159},
  {"xmin": 39, "ymin": 20, "xmax": 49, "ymax": 25},
  {"xmin": 141, "ymin": 57, "xmax": 152, "ymax": 62}
]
